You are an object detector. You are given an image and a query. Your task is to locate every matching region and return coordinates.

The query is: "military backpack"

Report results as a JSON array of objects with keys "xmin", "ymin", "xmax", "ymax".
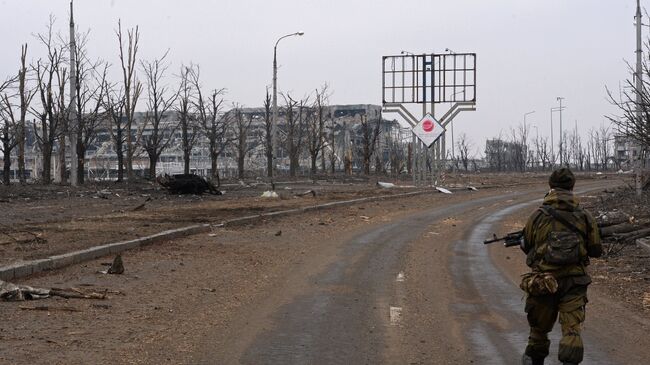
[{"xmin": 537, "ymin": 206, "xmax": 589, "ymax": 266}]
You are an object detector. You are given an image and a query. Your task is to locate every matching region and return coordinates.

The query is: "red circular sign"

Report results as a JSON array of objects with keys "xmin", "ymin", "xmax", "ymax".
[{"xmin": 422, "ymin": 119, "xmax": 434, "ymax": 132}]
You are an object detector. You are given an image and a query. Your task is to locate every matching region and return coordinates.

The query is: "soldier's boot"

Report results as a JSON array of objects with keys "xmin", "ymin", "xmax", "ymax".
[{"xmin": 521, "ymin": 353, "xmax": 544, "ymax": 365}]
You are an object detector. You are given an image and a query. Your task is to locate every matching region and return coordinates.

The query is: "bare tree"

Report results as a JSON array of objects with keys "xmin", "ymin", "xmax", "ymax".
[
  {"xmin": 71, "ymin": 30, "xmax": 109, "ymax": 184},
  {"xmin": 190, "ymin": 67, "xmax": 229, "ymax": 184},
  {"xmin": 13, "ymin": 45, "xmax": 37, "ymax": 183},
  {"xmin": 358, "ymin": 112, "xmax": 381, "ymax": 175},
  {"xmin": 140, "ymin": 52, "xmax": 179, "ymax": 180},
  {"xmin": 0, "ymin": 75, "xmax": 19, "ymax": 184},
  {"xmin": 30, "ymin": 17, "xmax": 67, "ymax": 184},
  {"xmin": 308, "ymin": 85, "xmax": 329, "ymax": 176},
  {"xmin": 176, "ymin": 65, "xmax": 197, "ymax": 175},
  {"xmin": 116, "ymin": 20, "xmax": 143, "ymax": 180},
  {"xmin": 230, "ymin": 106, "xmax": 254, "ymax": 179},
  {"xmin": 510, "ymin": 122, "xmax": 530, "ymax": 172},
  {"xmin": 386, "ymin": 132, "xmax": 406, "ymax": 177},
  {"xmin": 606, "ymin": 56, "xmax": 650, "ymax": 155},
  {"xmin": 262, "ymin": 87, "xmax": 273, "ymax": 177},
  {"xmin": 281, "ymin": 94, "xmax": 304, "ymax": 177},
  {"xmin": 103, "ymin": 83, "xmax": 126, "ymax": 181},
  {"xmin": 534, "ymin": 135, "xmax": 552, "ymax": 171},
  {"xmin": 326, "ymin": 117, "xmax": 338, "ymax": 174},
  {"xmin": 457, "ymin": 133, "xmax": 471, "ymax": 171}
]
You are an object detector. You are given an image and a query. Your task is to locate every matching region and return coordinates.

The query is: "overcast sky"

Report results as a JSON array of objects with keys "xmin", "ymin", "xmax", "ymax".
[{"xmin": 0, "ymin": 0, "xmax": 640, "ymax": 155}]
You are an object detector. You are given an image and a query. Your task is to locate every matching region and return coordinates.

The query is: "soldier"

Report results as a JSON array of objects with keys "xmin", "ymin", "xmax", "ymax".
[{"xmin": 520, "ymin": 168, "xmax": 602, "ymax": 365}]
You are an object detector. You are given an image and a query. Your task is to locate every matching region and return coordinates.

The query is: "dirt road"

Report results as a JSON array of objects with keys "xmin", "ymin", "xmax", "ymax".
[{"xmin": 2, "ymin": 178, "xmax": 647, "ymax": 364}]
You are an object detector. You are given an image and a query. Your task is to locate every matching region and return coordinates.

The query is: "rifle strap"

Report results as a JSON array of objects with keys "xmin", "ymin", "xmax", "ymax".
[{"xmin": 539, "ymin": 206, "xmax": 588, "ymax": 241}]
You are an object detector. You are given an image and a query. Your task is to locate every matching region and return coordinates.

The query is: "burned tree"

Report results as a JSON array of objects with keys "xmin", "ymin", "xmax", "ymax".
[
  {"xmin": 116, "ymin": 20, "xmax": 143, "ymax": 181},
  {"xmin": 190, "ymin": 66, "xmax": 229, "ymax": 184},
  {"xmin": 140, "ymin": 52, "xmax": 179, "ymax": 180}
]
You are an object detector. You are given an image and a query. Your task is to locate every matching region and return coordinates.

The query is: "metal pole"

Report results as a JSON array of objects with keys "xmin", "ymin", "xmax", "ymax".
[
  {"xmin": 272, "ymin": 46, "xmax": 277, "ymax": 178},
  {"xmin": 635, "ymin": 0, "xmax": 643, "ymax": 196},
  {"xmin": 557, "ymin": 97, "xmax": 564, "ymax": 166},
  {"xmin": 271, "ymin": 32, "xmax": 303, "ymax": 179},
  {"xmin": 550, "ymin": 108, "xmax": 554, "ymax": 165},
  {"xmin": 69, "ymin": 0, "xmax": 78, "ymax": 186}
]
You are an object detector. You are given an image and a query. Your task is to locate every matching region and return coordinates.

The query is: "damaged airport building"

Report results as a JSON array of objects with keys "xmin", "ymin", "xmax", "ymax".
[{"xmin": 4, "ymin": 104, "xmax": 411, "ymax": 181}]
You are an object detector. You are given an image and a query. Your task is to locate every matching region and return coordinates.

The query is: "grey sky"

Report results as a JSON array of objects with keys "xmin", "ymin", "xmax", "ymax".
[{"xmin": 0, "ymin": 0, "xmax": 639, "ymax": 155}]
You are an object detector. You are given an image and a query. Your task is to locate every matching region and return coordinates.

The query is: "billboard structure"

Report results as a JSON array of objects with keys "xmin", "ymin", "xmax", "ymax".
[{"xmin": 381, "ymin": 53, "xmax": 477, "ymax": 185}]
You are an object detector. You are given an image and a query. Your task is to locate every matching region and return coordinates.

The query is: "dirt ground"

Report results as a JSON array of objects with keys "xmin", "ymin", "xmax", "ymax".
[
  {"xmin": 0, "ymin": 173, "xmax": 550, "ymax": 267},
  {"xmin": 1, "ymin": 172, "xmax": 641, "ymax": 364},
  {"xmin": 0, "ymin": 179, "xmax": 525, "ymax": 364}
]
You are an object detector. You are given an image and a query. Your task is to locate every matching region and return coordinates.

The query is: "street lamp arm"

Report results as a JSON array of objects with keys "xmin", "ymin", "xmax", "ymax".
[{"xmin": 275, "ymin": 31, "xmax": 304, "ymax": 48}]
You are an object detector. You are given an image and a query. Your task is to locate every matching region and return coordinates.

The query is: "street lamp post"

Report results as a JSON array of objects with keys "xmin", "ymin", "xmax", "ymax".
[
  {"xmin": 272, "ymin": 31, "xmax": 304, "ymax": 178},
  {"xmin": 523, "ymin": 110, "xmax": 535, "ymax": 127},
  {"xmin": 556, "ymin": 97, "xmax": 565, "ymax": 165}
]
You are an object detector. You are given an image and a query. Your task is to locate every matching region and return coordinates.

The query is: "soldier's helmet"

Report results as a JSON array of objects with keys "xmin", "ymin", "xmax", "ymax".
[{"xmin": 548, "ymin": 167, "xmax": 575, "ymax": 190}]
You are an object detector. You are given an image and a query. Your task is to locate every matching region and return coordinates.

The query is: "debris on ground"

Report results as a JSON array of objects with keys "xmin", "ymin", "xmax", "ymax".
[
  {"xmin": 435, "ymin": 187, "xmax": 453, "ymax": 194},
  {"xmin": 1, "ymin": 280, "xmax": 108, "ymax": 302},
  {"xmin": 294, "ymin": 190, "xmax": 316, "ymax": 197},
  {"xmin": 261, "ymin": 191, "xmax": 279, "ymax": 198},
  {"xmin": 132, "ymin": 196, "xmax": 152, "ymax": 211},
  {"xmin": 107, "ymin": 254, "xmax": 125, "ymax": 275},
  {"xmin": 581, "ymin": 185, "xmax": 650, "ymax": 312},
  {"xmin": 157, "ymin": 174, "xmax": 222, "ymax": 195},
  {"xmin": 1, "ymin": 280, "xmax": 50, "ymax": 301},
  {"xmin": 377, "ymin": 181, "xmax": 395, "ymax": 189}
]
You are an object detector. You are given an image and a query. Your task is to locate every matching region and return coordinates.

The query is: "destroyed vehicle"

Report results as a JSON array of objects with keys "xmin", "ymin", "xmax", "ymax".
[{"xmin": 156, "ymin": 173, "xmax": 222, "ymax": 195}]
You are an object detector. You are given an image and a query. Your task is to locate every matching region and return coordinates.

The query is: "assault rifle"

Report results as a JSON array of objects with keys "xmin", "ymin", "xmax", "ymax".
[{"xmin": 483, "ymin": 230, "xmax": 524, "ymax": 247}]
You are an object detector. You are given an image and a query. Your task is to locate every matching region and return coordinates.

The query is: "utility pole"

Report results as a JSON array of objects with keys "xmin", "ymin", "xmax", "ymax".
[
  {"xmin": 635, "ymin": 0, "xmax": 643, "ymax": 196},
  {"xmin": 557, "ymin": 97, "xmax": 565, "ymax": 166},
  {"xmin": 69, "ymin": 0, "xmax": 78, "ymax": 186}
]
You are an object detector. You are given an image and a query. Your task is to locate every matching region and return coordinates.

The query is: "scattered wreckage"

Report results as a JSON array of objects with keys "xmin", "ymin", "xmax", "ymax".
[{"xmin": 156, "ymin": 173, "xmax": 222, "ymax": 195}]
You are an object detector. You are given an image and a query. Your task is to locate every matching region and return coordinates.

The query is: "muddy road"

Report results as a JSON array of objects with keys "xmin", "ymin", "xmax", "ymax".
[{"xmin": 2, "ymin": 178, "xmax": 648, "ymax": 364}]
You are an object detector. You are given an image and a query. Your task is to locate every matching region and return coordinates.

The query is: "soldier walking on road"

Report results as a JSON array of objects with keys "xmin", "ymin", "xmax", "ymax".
[{"xmin": 520, "ymin": 168, "xmax": 602, "ymax": 365}]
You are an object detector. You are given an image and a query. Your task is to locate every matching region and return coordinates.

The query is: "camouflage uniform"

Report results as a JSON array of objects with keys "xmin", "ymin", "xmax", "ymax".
[{"xmin": 521, "ymin": 169, "xmax": 602, "ymax": 365}]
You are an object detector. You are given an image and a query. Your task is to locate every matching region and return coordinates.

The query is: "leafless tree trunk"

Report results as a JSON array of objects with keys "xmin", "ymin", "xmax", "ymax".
[
  {"xmin": 230, "ymin": 106, "xmax": 254, "ymax": 179},
  {"xmin": 103, "ymin": 83, "xmax": 126, "ymax": 181},
  {"xmin": 117, "ymin": 20, "xmax": 142, "ymax": 181},
  {"xmin": 263, "ymin": 87, "xmax": 273, "ymax": 177},
  {"xmin": 358, "ymin": 113, "xmax": 381, "ymax": 175},
  {"xmin": 140, "ymin": 52, "xmax": 179, "ymax": 180},
  {"xmin": 328, "ymin": 118, "xmax": 337, "ymax": 174},
  {"xmin": 308, "ymin": 86, "xmax": 328, "ymax": 176},
  {"xmin": 457, "ymin": 133, "xmax": 471, "ymax": 171},
  {"xmin": 72, "ymin": 31, "xmax": 108, "ymax": 184},
  {"xmin": 31, "ymin": 17, "xmax": 67, "ymax": 184},
  {"xmin": 16, "ymin": 45, "xmax": 36, "ymax": 184},
  {"xmin": 0, "ymin": 76, "xmax": 19, "ymax": 184},
  {"xmin": 606, "ymin": 55, "xmax": 650, "ymax": 155},
  {"xmin": 176, "ymin": 65, "xmax": 197, "ymax": 175},
  {"xmin": 190, "ymin": 66, "xmax": 228, "ymax": 184},
  {"xmin": 281, "ymin": 94, "xmax": 301, "ymax": 177}
]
